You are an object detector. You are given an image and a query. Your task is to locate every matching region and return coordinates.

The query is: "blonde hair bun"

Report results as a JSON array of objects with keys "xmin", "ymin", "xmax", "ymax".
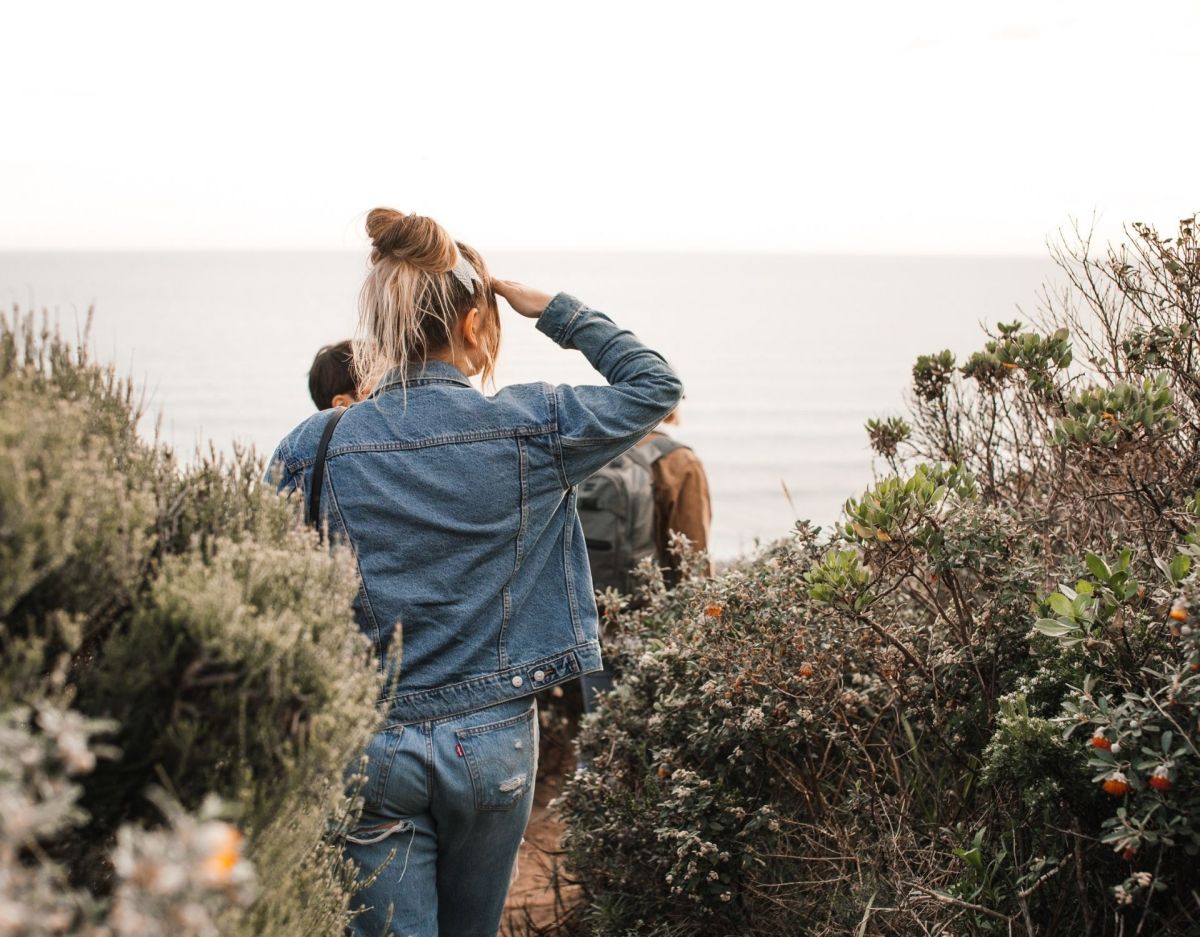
[
  {"xmin": 355, "ymin": 207, "xmax": 501, "ymax": 394},
  {"xmin": 366, "ymin": 208, "xmax": 457, "ymax": 272}
]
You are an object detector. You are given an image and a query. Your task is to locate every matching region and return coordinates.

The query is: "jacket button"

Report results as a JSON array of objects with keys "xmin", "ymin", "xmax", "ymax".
[
  {"xmin": 533, "ymin": 670, "xmax": 546, "ymax": 682},
  {"xmin": 511, "ymin": 676, "xmax": 524, "ymax": 688}
]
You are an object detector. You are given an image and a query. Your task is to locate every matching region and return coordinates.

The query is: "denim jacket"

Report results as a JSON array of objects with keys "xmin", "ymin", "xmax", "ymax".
[{"xmin": 269, "ymin": 293, "xmax": 683, "ymax": 723}]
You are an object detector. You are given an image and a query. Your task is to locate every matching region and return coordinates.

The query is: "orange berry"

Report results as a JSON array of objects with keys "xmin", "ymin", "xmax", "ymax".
[
  {"xmin": 657, "ymin": 765, "xmax": 669, "ymax": 781},
  {"xmin": 1103, "ymin": 775, "xmax": 1132, "ymax": 797},
  {"xmin": 199, "ymin": 826, "xmax": 242, "ymax": 885},
  {"xmin": 1149, "ymin": 768, "xmax": 1172, "ymax": 792},
  {"xmin": 1122, "ymin": 846, "xmax": 1137, "ymax": 862},
  {"xmin": 1170, "ymin": 607, "xmax": 1188, "ymax": 622},
  {"xmin": 705, "ymin": 604, "xmax": 724, "ymax": 619},
  {"xmin": 799, "ymin": 662, "xmax": 814, "ymax": 678},
  {"xmin": 1090, "ymin": 733, "xmax": 1112, "ymax": 750}
]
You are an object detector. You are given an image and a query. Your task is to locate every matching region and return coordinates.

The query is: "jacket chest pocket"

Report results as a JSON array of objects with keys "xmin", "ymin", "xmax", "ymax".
[{"xmin": 454, "ymin": 706, "xmax": 537, "ymax": 812}]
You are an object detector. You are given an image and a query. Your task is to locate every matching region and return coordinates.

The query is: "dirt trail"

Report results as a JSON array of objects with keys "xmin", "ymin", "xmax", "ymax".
[{"xmin": 501, "ymin": 759, "xmax": 579, "ymax": 935}]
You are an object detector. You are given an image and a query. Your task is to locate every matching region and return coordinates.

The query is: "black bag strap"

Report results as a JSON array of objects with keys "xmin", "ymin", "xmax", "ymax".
[{"xmin": 307, "ymin": 406, "xmax": 348, "ymax": 535}]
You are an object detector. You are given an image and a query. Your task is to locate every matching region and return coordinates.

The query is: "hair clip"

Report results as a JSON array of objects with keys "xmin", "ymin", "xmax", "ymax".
[{"xmin": 450, "ymin": 252, "xmax": 481, "ymax": 294}]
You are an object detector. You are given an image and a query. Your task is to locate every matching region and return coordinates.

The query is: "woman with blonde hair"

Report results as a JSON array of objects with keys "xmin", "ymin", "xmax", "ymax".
[{"xmin": 268, "ymin": 208, "xmax": 682, "ymax": 936}]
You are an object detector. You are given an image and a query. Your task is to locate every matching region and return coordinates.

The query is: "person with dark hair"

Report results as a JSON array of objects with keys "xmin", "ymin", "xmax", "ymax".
[{"xmin": 308, "ymin": 340, "xmax": 359, "ymax": 410}]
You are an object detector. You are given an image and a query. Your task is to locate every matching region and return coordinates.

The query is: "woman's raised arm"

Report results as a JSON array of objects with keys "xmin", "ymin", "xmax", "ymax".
[{"xmin": 493, "ymin": 280, "xmax": 684, "ymax": 487}]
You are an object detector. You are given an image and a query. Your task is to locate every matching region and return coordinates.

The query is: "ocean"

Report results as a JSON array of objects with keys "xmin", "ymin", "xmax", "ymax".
[{"xmin": 0, "ymin": 251, "xmax": 1053, "ymax": 559}]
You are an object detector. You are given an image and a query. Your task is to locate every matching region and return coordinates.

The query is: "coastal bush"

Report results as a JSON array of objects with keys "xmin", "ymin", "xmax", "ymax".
[
  {"xmin": 0, "ymin": 702, "xmax": 257, "ymax": 936},
  {"xmin": 0, "ymin": 311, "xmax": 382, "ymax": 935},
  {"xmin": 558, "ymin": 216, "xmax": 1200, "ymax": 935}
]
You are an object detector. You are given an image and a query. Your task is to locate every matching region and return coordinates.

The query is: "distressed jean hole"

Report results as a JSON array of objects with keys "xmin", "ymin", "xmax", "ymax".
[{"xmin": 345, "ymin": 819, "xmax": 413, "ymax": 846}]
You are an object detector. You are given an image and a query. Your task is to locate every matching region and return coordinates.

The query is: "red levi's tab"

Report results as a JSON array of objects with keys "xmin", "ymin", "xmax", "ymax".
[{"xmin": 455, "ymin": 742, "xmax": 464, "ymax": 757}]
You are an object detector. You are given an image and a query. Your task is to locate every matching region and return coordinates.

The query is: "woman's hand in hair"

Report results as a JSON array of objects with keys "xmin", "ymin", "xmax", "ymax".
[{"xmin": 492, "ymin": 280, "xmax": 553, "ymax": 319}]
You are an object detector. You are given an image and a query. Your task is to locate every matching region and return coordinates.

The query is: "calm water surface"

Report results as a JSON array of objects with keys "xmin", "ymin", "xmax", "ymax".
[{"xmin": 0, "ymin": 251, "xmax": 1053, "ymax": 558}]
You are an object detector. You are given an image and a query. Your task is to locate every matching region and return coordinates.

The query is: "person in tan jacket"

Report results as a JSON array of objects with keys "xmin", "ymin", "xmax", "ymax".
[
  {"xmin": 637, "ymin": 409, "xmax": 712, "ymax": 584},
  {"xmin": 578, "ymin": 408, "xmax": 712, "ymax": 714}
]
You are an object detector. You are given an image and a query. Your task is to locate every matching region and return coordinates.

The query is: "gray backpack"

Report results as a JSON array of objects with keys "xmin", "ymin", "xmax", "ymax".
[{"xmin": 577, "ymin": 435, "xmax": 685, "ymax": 595}]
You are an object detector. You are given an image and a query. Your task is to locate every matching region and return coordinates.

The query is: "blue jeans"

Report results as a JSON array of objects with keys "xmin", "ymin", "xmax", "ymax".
[{"xmin": 344, "ymin": 696, "xmax": 538, "ymax": 936}]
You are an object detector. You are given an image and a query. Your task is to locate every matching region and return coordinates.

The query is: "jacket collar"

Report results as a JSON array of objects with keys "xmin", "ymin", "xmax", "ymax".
[{"xmin": 372, "ymin": 360, "xmax": 473, "ymax": 396}]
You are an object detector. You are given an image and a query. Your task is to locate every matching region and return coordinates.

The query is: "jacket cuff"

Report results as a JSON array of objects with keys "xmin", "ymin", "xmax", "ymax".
[{"xmin": 535, "ymin": 292, "xmax": 586, "ymax": 347}]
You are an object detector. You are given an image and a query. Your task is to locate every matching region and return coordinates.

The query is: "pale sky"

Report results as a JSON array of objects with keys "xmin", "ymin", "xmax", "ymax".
[{"xmin": 3, "ymin": 0, "xmax": 1197, "ymax": 253}]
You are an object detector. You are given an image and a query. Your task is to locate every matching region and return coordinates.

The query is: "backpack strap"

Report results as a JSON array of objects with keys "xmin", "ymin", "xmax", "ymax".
[
  {"xmin": 307, "ymin": 406, "xmax": 348, "ymax": 537},
  {"xmin": 639, "ymin": 433, "xmax": 689, "ymax": 465},
  {"xmin": 622, "ymin": 442, "xmax": 655, "ymax": 473}
]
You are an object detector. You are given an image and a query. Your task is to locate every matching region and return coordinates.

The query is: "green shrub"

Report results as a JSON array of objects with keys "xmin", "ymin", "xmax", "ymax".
[
  {"xmin": 1053, "ymin": 376, "xmax": 1177, "ymax": 447},
  {"xmin": 0, "ymin": 699, "xmax": 260, "ymax": 936},
  {"xmin": 0, "ymin": 309, "xmax": 383, "ymax": 935},
  {"xmin": 559, "ymin": 216, "xmax": 1200, "ymax": 935}
]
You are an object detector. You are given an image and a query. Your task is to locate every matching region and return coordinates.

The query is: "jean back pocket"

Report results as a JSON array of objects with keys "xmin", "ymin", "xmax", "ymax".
[{"xmin": 454, "ymin": 706, "xmax": 537, "ymax": 812}]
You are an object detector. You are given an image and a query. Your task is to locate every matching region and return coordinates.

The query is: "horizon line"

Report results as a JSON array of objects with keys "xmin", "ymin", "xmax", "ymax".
[{"xmin": 0, "ymin": 246, "xmax": 1051, "ymax": 260}]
